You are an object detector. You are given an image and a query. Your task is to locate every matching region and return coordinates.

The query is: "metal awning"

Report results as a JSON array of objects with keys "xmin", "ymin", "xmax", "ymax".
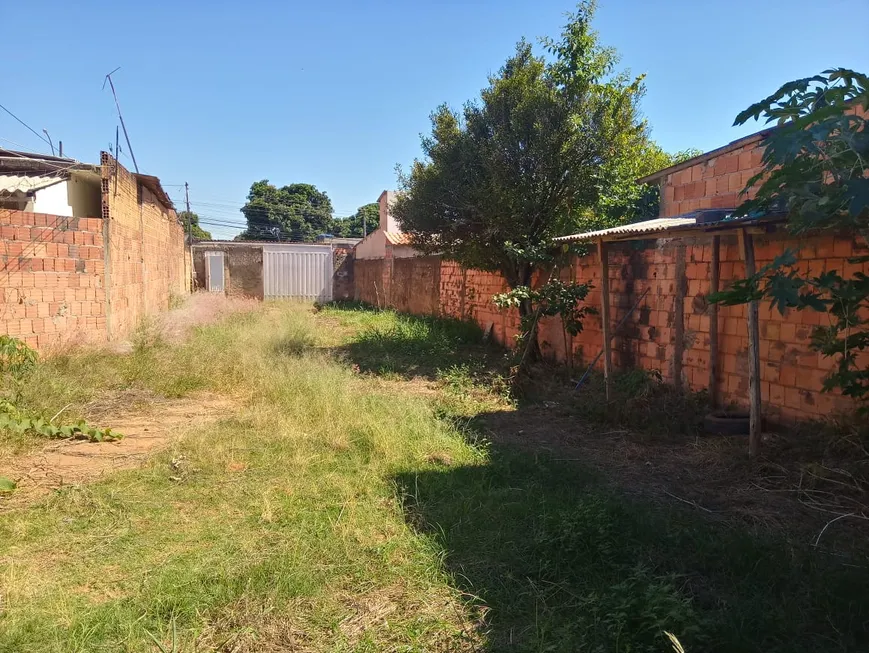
[{"xmin": 554, "ymin": 210, "xmax": 786, "ymax": 243}]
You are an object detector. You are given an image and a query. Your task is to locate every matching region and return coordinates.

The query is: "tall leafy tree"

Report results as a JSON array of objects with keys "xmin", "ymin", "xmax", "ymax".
[
  {"xmin": 393, "ymin": 1, "xmax": 651, "ymax": 358},
  {"xmin": 238, "ymin": 181, "xmax": 333, "ymax": 242},
  {"xmin": 177, "ymin": 211, "xmax": 211, "ymax": 240},
  {"xmin": 331, "ymin": 203, "xmax": 379, "ymax": 238}
]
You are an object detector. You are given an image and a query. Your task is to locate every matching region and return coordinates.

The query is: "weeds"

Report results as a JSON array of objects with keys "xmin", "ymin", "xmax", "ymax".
[
  {"xmin": 1, "ymin": 303, "xmax": 867, "ymax": 652},
  {"xmin": 568, "ymin": 368, "xmax": 710, "ymax": 438}
]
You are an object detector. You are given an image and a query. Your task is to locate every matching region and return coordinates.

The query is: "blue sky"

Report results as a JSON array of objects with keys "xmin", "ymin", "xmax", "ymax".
[{"xmin": 3, "ymin": 0, "xmax": 867, "ymax": 239}]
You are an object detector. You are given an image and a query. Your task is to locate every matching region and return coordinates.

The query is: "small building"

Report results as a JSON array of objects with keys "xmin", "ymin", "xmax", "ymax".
[
  {"xmin": 192, "ymin": 240, "xmax": 355, "ymax": 302},
  {"xmin": 354, "ymin": 191, "xmax": 418, "ymax": 260}
]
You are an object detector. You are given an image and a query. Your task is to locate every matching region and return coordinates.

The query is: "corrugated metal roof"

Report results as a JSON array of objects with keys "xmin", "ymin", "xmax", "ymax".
[
  {"xmin": 0, "ymin": 174, "xmax": 65, "ymax": 195},
  {"xmin": 554, "ymin": 210, "xmax": 787, "ymax": 243},
  {"xmin": 554, "ymin": 217, "xmax": 697, "ymax": 242}
]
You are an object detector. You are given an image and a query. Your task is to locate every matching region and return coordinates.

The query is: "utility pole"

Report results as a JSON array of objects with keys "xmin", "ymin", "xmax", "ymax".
[
  {"xmin": 103, "ymin": 67, "xmax": 139, "ymax": 173},
  {"xmin": 185, "ymin": 182, "xmax": 193, "ymax": 292},
  {"xmin": 184, "ymin": 182, "xmax": 193, "ymax": 240}
]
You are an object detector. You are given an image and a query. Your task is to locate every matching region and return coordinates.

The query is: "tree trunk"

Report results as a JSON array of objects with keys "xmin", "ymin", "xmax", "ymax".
[
  {"xmin": 517, "ymin": 297, "xmax": 542, "ymax": 364},
  {"xmin": 503, "ymin": 262, "xmax": 540, "ymax": 368}
]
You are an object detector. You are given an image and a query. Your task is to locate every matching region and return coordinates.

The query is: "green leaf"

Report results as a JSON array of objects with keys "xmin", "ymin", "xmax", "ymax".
[{"xmin": 0, "ymin": 476, "xmax": 16, "ymax": 492}]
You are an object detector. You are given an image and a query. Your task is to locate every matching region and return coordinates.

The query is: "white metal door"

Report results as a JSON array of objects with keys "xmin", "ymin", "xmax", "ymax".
[
  {"xmin": 263, "ymin": 244, "xmax": 333, "ymax": 301},
  {"xmin": 205, "ymin": 251, "xmax": 225, "ymax": 293}
]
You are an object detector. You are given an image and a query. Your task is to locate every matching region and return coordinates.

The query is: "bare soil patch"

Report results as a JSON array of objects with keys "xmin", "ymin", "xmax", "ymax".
[
  {"xmin": 0, "ymin": 392, "xmax": 235, "ymax": 509},
  {"xmin": 478, "ymin": 403, "xmax": 869, "ymax": 553}
]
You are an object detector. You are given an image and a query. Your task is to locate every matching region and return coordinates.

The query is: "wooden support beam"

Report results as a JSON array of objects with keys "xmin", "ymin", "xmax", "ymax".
[
  {"xmin": 739, "ymin": 229, "xmax": 762, "ymax": 457},
  {"xmin": 673, "ymin": 244, "xmax": 687, "ymax": 389},
  {"xmin": 598, "ymin": 239, "xmax": 613, "ymax": 401},
  {"xmin": 708, "ymin": 236, "xmax": 720, "ymax": 407}
]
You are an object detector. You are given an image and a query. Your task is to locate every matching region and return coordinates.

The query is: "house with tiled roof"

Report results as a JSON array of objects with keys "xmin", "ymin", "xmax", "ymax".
[{"xmin": 354, "ymin": 190, "xmax": 418, "ymax": 260}]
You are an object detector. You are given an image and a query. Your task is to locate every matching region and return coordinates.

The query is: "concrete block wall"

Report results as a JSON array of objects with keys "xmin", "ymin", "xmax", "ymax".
[
  {"xmin": 0, "ymin": 210, "xmax": 107, "ymax": 349},
  {"xmin": 192, "ymin": 244, "xmax": 265, "ymax": 298}
]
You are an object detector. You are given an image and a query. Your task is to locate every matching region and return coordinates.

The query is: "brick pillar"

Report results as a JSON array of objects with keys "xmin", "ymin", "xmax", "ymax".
[{"xmin": 383, "ymin": 244, "xmax": 394, "ymax": 307}]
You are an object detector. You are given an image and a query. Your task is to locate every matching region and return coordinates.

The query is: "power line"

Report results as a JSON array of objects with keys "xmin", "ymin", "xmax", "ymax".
[{"xmin": 0, "ymin": 102, "xmax": 53, "ymax": 149}]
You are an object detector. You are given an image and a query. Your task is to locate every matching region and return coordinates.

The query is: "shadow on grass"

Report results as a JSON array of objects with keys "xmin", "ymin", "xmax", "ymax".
[
  {"xmin": 395, "ymin": 435, "xmax": 869, "ymax": 653},
  {"xmin": 321, "ymin": 301, "xmax": 509, "ymax": 382}
]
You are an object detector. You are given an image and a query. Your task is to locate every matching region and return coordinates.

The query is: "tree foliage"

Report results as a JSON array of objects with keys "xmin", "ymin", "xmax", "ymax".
[
  {"xmin": 177, "ymin": 211, "xmax": 212, "ymax": 240},
  {"xmin": 392, "ymin": 1, "xmax": 661, "ymax": 360},
  {"xmin": 711, "ymin": 68, "xmax": 869, "ymax": 409},
  {"xmin": 237, "ymin": 181, "xmax": 333, "ymax": 242},
  {"xmin": 331, "ymin": 203, "xmax": 378, "ymax": 238}
]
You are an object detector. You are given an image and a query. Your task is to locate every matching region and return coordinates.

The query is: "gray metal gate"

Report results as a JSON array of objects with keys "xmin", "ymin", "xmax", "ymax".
[
  {"xmin": 205, "ymin": 251, "xmax": 225, "ymax": 293},
  {"xmin": 263, "ymin": 244, "xmax": 333, "ymax": 301}
]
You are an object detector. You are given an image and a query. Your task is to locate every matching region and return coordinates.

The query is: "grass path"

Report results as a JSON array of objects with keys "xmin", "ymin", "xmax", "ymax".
[{"xmin": 0, "ymin": 301, "xmax": 867, "ymax": 652}]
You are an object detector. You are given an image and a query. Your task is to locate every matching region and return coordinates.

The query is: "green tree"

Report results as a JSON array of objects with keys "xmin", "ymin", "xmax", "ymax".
[
  {"xmin": 237, "ymin": 181, "xmax": 333, "ymax": 242},
  {"xmin": 177, "ymin": 211, "xmax": 211, "ymax": 240},
  {"xmin": 393, "ymin": 1, "xmax": 650, "ymax": 359},
  {"xmin": 331, "ymin": 203, "xmax": 379, "ymax": 238},
  {"xmin": 711, "ymin": 68, "xmax": 869, "ymax": 409}
]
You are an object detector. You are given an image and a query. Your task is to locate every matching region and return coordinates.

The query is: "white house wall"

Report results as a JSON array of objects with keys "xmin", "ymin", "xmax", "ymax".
[{"xmin": 32, "ymin": 181, "xmax": 73, "ymax": 216}]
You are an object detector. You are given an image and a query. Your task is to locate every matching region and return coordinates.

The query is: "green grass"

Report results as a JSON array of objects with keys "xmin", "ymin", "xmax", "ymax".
[{"xmin": 1, "ymin": 301, "xmax": 867, "ymax": 652}]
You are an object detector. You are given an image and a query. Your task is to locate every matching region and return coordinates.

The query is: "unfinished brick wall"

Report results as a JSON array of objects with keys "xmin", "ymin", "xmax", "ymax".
[
  {"xmin": 101, "ymin": 153, "xmax": 186, "ymax": 338},
  {"xmin": 351, "ymin": 126, "xmax": 868, "ymax": 421},
  {"xmin": 660, "ymin": 133, "xmax": 764, "ymax": 217},
  {"xmin": 440, "ymin": 261, "xmax": 520, "ymax": 343},
  {"xmin": 438, "ymin": 229, "xmax": 866, "ymax": 422},
  {"xmin": 0, "ymin": 210, "xmax": 106, "ymax": 349},
  {"xmin": 0, "ymin": 156, "xmax": 187, "ymax": 350},
  {"xmin": 357, "ymin": 230, "xmax": 867, "ymax": 422}
]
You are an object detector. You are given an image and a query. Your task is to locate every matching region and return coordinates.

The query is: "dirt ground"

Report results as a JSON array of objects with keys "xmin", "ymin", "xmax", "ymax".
[
  {"xmin": 0, "ymin": 392, "xmax": 234, "ymax": 509},
  {"xmin": 478, "ymin": 403, "xmax": 869, "ymax": 554}
]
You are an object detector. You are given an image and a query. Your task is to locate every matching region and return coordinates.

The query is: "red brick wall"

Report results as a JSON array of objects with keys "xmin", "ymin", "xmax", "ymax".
[
  {"xmin": 101, "ymin": 153, "xmax": 186, "ymax": 338},
  {"xmin": 661, "ymin": 135, "xmax": 764, "ymax": 217},
  {"xmin": 0, "ymin": 210, "xmax": 106, "ymax": 349},
  {"xmin": 0, "ymin": 156, "xmax": 186, "ymax": 350},
  {"xmin": 351, "ymin": 129, "xmax": 868, "ymax": 421},
  {"xmin": 440, "ymin": 261, "xmax": 521, "ymax": 343},
  {"xmin": 436, "ymin": 229, "xmax": 867, "ymax": 422},
  {"xmin": 391, "ymin": 256, "xmax": 442, "ymax": 315},
  {"xmin": 353, "ymin": 258, "xmax": 385, "ymax": 306}
]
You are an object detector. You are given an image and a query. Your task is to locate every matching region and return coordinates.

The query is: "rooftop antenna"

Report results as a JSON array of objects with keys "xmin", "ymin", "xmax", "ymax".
[{"xmin": 103, "ymin": 67, "xmax": 139, "ymax": 173}]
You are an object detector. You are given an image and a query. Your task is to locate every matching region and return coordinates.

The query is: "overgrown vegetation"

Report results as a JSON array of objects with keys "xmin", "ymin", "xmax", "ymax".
[
  {"xmin": 1, "ymin": 303, "xmax": 867, "ymax": 651},
  {"xmin": 712, "ymin": 68, "xmax": 869, "ymax": 410},
  {"xmin": 0, "ymin": 336, "xmax": 119, "ymax": 451}
]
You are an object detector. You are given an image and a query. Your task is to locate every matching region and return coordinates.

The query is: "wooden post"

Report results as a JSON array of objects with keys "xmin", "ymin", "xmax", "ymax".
[
  {"xmin": 673, "ymin": 244, "xmax": 687, "ymax": 389},
  {"xmin": 598, "ymin": 239, "xmax": 613, "ymax": 400},
  {"xmin": 708, "ymin": 236, "xmax": 720, "ymax": 407},
  {"xmin": 739, "ymin": 229, "xmax": 762, "ymax": 457}
]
